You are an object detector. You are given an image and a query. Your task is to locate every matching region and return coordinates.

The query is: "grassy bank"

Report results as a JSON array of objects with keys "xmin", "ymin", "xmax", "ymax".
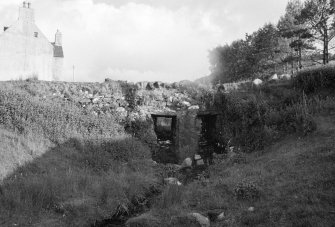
[
  {"xmin": 0, "ymin": 84, "xmax": 160, "ymax": 226},
  {"xmin": 148, "ymin": 115, "xmax": 335, "ymax": 226}
]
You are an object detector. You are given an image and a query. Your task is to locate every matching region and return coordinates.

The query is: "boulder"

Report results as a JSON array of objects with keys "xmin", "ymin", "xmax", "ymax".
[
  {"xmin": 194, "ymin": 154, "xmax": 202, "ymax": 160},
  {"xmin": 269, "ymin": 74, "xmax": 278, "ymax": 80},
  {"xmin": 188, "ymin": 105, "xmax": 200, "ymax": 110},
  {"xmin": 164, "ymin": 177, "xmax": 182, "ymax": 186},
  {"xmin": 126, "ymin": 213, "xmax": 160, "ymax": 227},
  {"xmin": 171, "ymin": 213, "xmax": 210, "ymax": 227},
  {"xmin": 182, "ymin": 101, "xmax": 191, "ymax": 107},
  {"xmin": 252, "ymin": 79, "xmax": 263, "ymax": 86},
  {"xmin": 279, "ymin": 74, "xmax": 291, "ymax": 80},
  {"xmin": 181, "ymin": 157, "xmax": 192, "ymax": 169},
  {"xmin": 196, "ymin": 159, "xmax": 205, "ymax": 166},
  {"xmin": 190, "ymin": 213, "xmax": 210, "ymax": 227}
]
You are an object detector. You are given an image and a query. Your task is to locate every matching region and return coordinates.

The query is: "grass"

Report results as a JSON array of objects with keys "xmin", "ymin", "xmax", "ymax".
[
  {"xmin": 0, "ymin": 133, "xmax": 159, "ymax": 226},
  {"xmin": 0, "ymin": 127, "xmax": 53, "ymax": 181},
  {"xmin": 1, "ymin": 78, "xmax": 335, "ymax": 226},
  {"xmin": 148, "ymin": 115, "xmax": 335, "ymax": 226},
  {"xmin": 0, "ymin": 81, "xmax": 161, "ymax": 226}
]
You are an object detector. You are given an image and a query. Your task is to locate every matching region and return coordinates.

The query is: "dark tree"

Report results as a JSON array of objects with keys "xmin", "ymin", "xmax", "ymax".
[{"xmin": 298, "ymin": 0, "xmax": 335, "ymax": 64}]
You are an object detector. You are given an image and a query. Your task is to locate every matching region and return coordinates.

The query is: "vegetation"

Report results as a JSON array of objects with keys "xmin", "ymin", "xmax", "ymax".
[
  {"xmin": 208, "ymin": 0, "xmax": 335, "ymax": 83},
  {"xmin": 0, "ymin": 66, "xmax": 335, "ymax": 226},
  {"xmin": 0, "ymin": 84, "xmax": 160, "ymax": 226},
  {"xmin": 148, "ymin": 115, "xmax": 335, "ymax": 226},
  {"xmin": 293, "ymin": 64, "xmax": 335, "ymax": 93}
]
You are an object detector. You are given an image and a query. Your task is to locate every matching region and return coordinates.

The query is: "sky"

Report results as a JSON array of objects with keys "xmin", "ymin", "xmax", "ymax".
[{"xmin": 0, "ymin": 0, "xmax": 290, "ymax": 82}]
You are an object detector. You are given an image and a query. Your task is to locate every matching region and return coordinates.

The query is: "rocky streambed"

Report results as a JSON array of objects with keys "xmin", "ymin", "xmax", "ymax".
[{"xmin": 91, "ymin": 156, "xmax": 225, "ymax": 227}]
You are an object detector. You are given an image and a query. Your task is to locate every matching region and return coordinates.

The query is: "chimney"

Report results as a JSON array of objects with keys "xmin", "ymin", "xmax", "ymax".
[
  {"xmin": 19, "ymin": 2, "xmax": 34, "ymax": 23},
  {"xmin": 55, "ymin": 29, "xmax": 62, "ymax": 46}
]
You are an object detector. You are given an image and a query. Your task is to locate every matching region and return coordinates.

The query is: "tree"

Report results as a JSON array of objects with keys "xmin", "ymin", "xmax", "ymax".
[
  {"xmin": 298, "ymin": 0, "xmax": 335, "ymax": 64},
  {"xmin": 278, "ymin": 0, "xmax": 314, "ymax": 70},
  {"xmin": 250, "ymin": 23, "xmax": 282, "ymax": 73},
  {"xmin": 208, "ymin": 24, "xmax": 283, "ymax": 83}
]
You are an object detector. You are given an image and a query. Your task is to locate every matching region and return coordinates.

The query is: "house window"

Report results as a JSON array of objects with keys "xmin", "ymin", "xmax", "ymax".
[{"xmin": 34, "ymin": 32, "xmax": 38, "ymax": 38}]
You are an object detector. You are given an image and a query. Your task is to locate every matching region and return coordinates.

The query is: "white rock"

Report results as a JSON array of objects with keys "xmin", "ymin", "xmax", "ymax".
[
  {"xmin": 217, "ymin": 212, "xmax": 225, "ymax": 220},
  {"xmin": 248, "ymin": 207, "xmax": 255, "ymax": 212},
  {"xmin": 279, "ymin": 74, "xmax": 291, "ymax": 80},
  {"xmin": 196, "ymin": 159, "xmax": 205, "ymax": 166},
  {"xmin": 182, "ymin": 101, "xmax": 191, "ymax": 107},
  {"xmin": 188, "ymin": 105, "xmax": 200, "ymax": 110},
  {"xmin": 270, "ymin": 74, "xmax": 278, "ymax": 80},
  {"xmin": 253, "ymin": 79, "xmax": 263, "ymax": 86},
  {"xmin": 194, "ymin": 154, "xmax": 202, "ymax": 160},
  {"xmin": 189, "ymin": 213, "xmax": 210, "ymax": 227},
  {"xmin": 116, "ymin": 107, "xmax": 126, "ymax": 113},
  {"xmin": 181, "ymin": 157, "xmax": 192, "ymax": 169},
  {"xmin": 164, "ymin": 177, "xmax": 182, "ymax": 186}
]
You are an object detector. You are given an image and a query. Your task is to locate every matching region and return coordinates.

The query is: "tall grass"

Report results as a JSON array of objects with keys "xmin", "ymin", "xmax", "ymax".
[
  {"xmin": 293, "ymin": 65, "xmax": 335, "ymax": 94},
  {"xmin": 210, "ymin": 83, "xmax": 322, "ymax": 152},
  {"xmin": 0, "ymin": 82, "xmax": 160, "ymax": 226}
]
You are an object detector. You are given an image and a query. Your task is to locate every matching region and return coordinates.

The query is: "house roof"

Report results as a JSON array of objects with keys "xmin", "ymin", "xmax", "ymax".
[{"xmin": 52, "ymin": 43, "xmax": 64, "ymax": 58}]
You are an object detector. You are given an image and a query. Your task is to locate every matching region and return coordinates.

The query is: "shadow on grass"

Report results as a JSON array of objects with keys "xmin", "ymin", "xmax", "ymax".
[{"xmin": 0, "ymin": 136, "xmax": 160, "ymax": 227}]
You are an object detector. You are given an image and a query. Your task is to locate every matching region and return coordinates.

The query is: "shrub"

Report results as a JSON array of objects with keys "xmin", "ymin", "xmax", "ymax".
[{"xmin": 293, "ymin": 65, "xmax": 335, "ymax": 94}]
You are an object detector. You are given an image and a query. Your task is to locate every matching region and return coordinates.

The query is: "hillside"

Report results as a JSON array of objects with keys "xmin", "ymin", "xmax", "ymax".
[
  {"xmin": 0, "ymin": 69, "xmax": 335, "ymax": 226},
  {"xmin": 148, "ymin": 114, "xmax": 335, "ymax": 226}
]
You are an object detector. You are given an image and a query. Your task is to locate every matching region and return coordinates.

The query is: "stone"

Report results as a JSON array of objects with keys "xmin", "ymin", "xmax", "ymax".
[
  {"xmin": 270, "ymin": 74, "xmax": 278, "ymax": 80},
  {"xmin": 196, "ymin": 159, "xmax": 205, "ymax": 166},
  {"xmin": 171, "ymin": 213, "xmax": 210, "ymax": 227},
  {"xmin": 92, "ymin": 97, "xmax": 99, "ymax": 103},
  {"xmin": 126, "ymin": 213, "xmax": 160, "ymax": 227},
  {"xmin": 217, "ymin": 212, "xmax": 225, "ymax": 220},
  {"xmin": 194, "ymin": 154, "xmax": 202, "ymax": 160},
  {"xmin": 164, "ymin": 177, "xmax": 182, "ymax": 186},
  {"xmin": 181, "ymin": 157, "xmax": 192, "ymax": 169},
  {"xmin": 188, "ymin": 105, "xmax": 200, "ymax": 110},
  {"xmin": 189, "ymin": 213, "xmax": 210, "ymax": 227},
  {"xmin": 252, "ymin": 79, "xmax": 263, "ymax": 86},
  {"xmin": 279, "ymin": 74, "xmax": 291, "ymax": 80},
  {"xmin": 248, "ymin": 207, "xmax": 255, "ymax": 212}
]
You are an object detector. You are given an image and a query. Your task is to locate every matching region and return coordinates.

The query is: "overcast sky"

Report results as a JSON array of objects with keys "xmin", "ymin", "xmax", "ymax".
[{"xmin": 0, "ymin": 0, "xmax": 290, "ymax": 82}]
